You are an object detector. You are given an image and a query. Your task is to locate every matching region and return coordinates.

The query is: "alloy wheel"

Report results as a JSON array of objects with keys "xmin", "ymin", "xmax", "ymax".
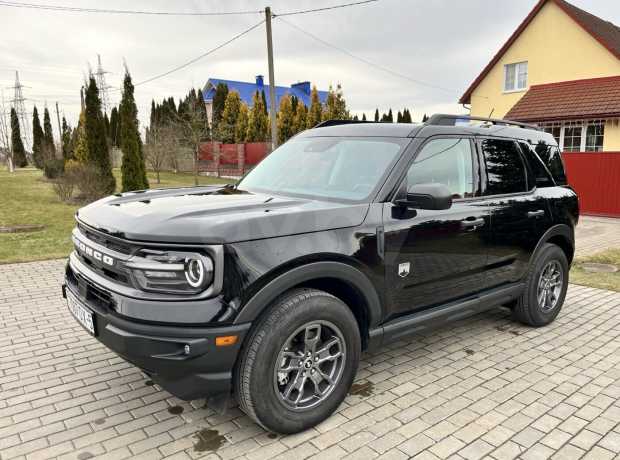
[
  {"xmin": 273, "ymin": 320, "xmax": 346, "ymax": 411},
  {"xmin": 537, "ymin": 260, "xmax": 563, "ymax": 313}
]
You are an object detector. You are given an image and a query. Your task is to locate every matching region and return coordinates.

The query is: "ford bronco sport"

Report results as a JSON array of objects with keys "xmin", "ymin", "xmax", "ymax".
[{"xmin": 63, "ymin": 114, "xmax": 578, "ymax": 433}]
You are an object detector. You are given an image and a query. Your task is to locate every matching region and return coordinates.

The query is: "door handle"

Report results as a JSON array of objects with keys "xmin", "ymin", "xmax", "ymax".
[
  {"xmin": 527, "ymin": 210, "xmax": 545, "ymax": 218},
  {"xmin": 461, "ymin": 218, "xmax": 485, "ymax": 230}
]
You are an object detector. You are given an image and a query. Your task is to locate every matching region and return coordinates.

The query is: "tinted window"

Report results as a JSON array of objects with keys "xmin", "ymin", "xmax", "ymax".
[
  {"xmin": 480, "ymin": 138, "xmax": 527, "ymax": 195},
  {"xmin": 518, "ymin": 141, "xmax": 554, "ymax": 188},
  {"xmin": 533, "ymin": 141, "xmax": 567, "ymax": 185},
  {"xmin": 238, "ymin": 137, "xmax": 408, "ymax": 202},
  {"xmin": 408, "ymin": 138, "xmax": 475, "ymax": 199}
]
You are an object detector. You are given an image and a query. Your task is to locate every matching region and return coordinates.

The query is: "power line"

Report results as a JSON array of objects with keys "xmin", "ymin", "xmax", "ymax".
[
  {"xmin": 274, "ymin": 0, "xmax": 378, "ymax": 17},
  {"xmin": 0, "ymin": 1, "xmax": 263, "ymax": 16},
  {"xmin": 0, "ymin": 0, "xmax": 378, "ymax": 17},
  {"xmin": 110, "ymin": 19, "xmax": 265, "ymax": 90},
  {"xmin": 277, "ymin": 17, "xmax": 460, "ymax": 95}
]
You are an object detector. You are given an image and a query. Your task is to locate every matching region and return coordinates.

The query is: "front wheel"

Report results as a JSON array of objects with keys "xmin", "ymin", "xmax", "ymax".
[
  {"xmin": 235, "ymin": 289, "xmax": 361, "ymax": 434},
  {"xmin": 513, "ymin": 243, "xmax": 569, "ymax": 327}
]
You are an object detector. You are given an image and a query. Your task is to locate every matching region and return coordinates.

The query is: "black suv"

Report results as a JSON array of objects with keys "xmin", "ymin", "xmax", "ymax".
[{"xmin": 63, "ymin": 115, "xmax": 578, "ymax": 433}]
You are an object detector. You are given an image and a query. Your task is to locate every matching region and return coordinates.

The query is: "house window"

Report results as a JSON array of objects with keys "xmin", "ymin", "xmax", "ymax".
[
  {"xmin": 540, "ymin": 121, "xmax": 561, "ymax": 145},
  {"xmin": 563, "ymin": 121, "xmax": 583, "ymax": 152},
  {"xmin": 585, "ymin": 119, "xmax": 604, "ymax": 152},
  {"xmin": 504, "ymin": 62, "xmax": 528, "ymax": 92}
]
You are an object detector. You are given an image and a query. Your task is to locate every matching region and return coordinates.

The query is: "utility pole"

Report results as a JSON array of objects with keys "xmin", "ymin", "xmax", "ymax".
[{"xmin": 265, "ymin": 7, "xmax": 278, "ymax": 150}]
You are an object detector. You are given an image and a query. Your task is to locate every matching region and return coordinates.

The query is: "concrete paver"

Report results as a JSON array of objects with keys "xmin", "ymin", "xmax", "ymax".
[{"xmin": 1, "ymin": 215, "xmax": 619, "ymax": 459}]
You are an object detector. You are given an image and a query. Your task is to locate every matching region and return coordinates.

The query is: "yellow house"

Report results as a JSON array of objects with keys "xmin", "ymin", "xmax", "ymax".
[{"xmin": 460, "ymin": 0, "xmax": 620, "ymax": 153}]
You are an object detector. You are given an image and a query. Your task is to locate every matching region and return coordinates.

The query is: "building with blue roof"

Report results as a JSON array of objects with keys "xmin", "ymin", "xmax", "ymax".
[{"xmin": 202, "ymin": 75, "xmax": 328, "ymax": 122}]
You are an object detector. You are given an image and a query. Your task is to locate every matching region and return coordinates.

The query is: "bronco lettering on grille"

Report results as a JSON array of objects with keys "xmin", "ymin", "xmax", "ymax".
[{"xmin": 75, "ymin": 239, "xmax": 115, "ymax": 266}]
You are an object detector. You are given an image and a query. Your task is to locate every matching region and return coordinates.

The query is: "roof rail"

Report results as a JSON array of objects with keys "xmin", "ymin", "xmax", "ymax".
[
  {"xmin": 313, "ymin": 119, "xmax": 374, "ymax": 128},
  {"xmin": 425, "ymin": 114, "xmax": 540, "ymax": 130}
]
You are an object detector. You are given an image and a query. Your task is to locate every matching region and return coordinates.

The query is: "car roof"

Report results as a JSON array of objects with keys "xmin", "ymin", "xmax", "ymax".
[{"xmin": 297, "ymin": 118, "xmax": 557, "ymax": 146}]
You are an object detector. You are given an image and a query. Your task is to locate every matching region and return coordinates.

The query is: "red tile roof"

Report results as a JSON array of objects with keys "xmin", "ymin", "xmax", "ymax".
[
  {"xmin": 504, "ymin": 75, "xmax": 620, "ymax": 122},
  {"xmin": 460, "ymin": 0, "xmax": 620, "ymax": 104}
]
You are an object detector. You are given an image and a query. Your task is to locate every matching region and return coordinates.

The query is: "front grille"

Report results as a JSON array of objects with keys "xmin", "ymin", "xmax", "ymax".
[
  {"xmin": 78, "ymin": 223, "xmax": 134, "ymax": 255},
  {"xmin": 66, "ymin": 264, "xmax": 116, "ymax": 312},
  {"xmin": 77, "ymin": 253, "xmax": 131, "ymax": 285}
]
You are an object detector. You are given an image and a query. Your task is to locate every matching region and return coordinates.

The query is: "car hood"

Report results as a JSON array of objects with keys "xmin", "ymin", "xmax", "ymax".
[{"xmin": 76, "ymin": 185, "xmax": 369, "ymax": 244}]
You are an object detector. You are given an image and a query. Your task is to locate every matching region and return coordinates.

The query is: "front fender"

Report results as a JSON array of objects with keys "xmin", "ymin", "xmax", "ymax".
[{"xmin": 233, "ymin": 261, "xmax": 383, "ymax": 327}]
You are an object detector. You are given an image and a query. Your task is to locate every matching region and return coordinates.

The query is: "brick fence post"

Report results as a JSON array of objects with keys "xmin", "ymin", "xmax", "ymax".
[{"xmin": 238, "ymin": 143, "xmax": 245, "ymax": 175}]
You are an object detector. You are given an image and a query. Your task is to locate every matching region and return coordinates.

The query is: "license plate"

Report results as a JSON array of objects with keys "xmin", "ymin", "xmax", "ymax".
[{"xmin": 67, "ymin": 290, "xmax": 96, "ymax": 335}]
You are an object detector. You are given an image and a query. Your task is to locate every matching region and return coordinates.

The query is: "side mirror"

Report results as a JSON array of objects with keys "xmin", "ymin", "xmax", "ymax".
[{"xmin": 396, "ymin": 183, "xmax": 453, "ymax": 210}]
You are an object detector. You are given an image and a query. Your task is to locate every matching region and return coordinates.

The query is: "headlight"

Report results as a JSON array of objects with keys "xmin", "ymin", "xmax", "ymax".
[{"xmin": 126, "ymin": 250, "xmax": 214, "ymax": 294}]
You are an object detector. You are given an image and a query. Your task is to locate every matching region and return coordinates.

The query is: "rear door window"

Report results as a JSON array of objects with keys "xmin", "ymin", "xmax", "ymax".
[{"xmin": 479, "ymin": 138, "xmax": 527, "ymax": 195}]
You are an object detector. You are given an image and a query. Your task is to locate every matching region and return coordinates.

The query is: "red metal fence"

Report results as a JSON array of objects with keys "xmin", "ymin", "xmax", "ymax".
[
  {"xmin": 198, "ymin": 142, "xmax": 270, "ymax": 176},
  {"xmin": 563, "ymin": 152, "xmax": 620, "ymax": 217}
]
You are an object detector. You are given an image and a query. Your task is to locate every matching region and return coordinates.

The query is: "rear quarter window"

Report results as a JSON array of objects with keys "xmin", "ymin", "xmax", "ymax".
[
  {"xmin": 532, "ymin": 141, "xmax": 567, "ymax": 186},
  {"xmin": 518, "ymin": 141, "xmax": 554, "ymax": 188}
]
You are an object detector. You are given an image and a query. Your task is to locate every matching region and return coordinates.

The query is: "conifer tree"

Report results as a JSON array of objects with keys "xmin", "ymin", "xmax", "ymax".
[
  {"xmin": 307, "ymin": 86, "xmax": 323, "ymax": 128},
  {"xmin": 32, "ymin": 106, "xmax": 45, "ymax": 168},
  {"xmin": 235, "ymin": 103, "xmax": 249, "ymax": 143},
  {"xmin": 292, "ymin": 103, "xmax": 307, "ymax": 135},
  {"xmin": 120, "ymin": 71, "xmax": 148, "ymax": 192},
  {"xmin": 61, "ymin": 116, "xmax": 72, "ymax": 161},
  {"xmin": 261, "ymin": 90, "xmax": 268, "ymax": 116},
  {"xmin": 322, "ymin": 84, "xmax": 349, "ymax": 121},
  {"xmin": 43, "ymin": 107, "xmax": 56, "ymax": 160},
  {"xmin": 362, "ymin": 113, "xmax": 367, "ymax": 121},
  {"xmin": 84, "ymin": 77, "xmax": 115, "ymax": 194},
  {"xmin": 277, "ymin": 95, "xmax": 295, "ymax": 144},
  {"xmin": 109, "ymin": 106, "xmax": 119, "ymax": 147},
  {"xmin": 397, "ymin": 111, "xmax": 403, "ymax": 123},
  {"xmin": 246, "ymin": 91, "xmax": 268, "ymax": 142},
  {"xmin": 10, "ymin": 107, "xmax": 27, "ymax": 167},
  {"xmin": 211, "ymin": 83, "xmax": 229, "ymax": 138},
  {"xmin": 74, "ymin": 111, "xmax": 88, "ymax": 163},
  {"xmin": 402, "ymin": 108, "xmax": 412, "ymax": 123},
  {"xmin": 374, "ymin": 108, "xmax": 379, "ymax": 122},
  {"xmin": 387, "ymin": 109, "xmax": 393, "ymax": 122},
  {"xmin": 219, "ymin": 90, "xmax": 241, "ymax": 143},
  {"xmin": 422, "ymin": 113, "xmax": 429, "ymax": 122}
]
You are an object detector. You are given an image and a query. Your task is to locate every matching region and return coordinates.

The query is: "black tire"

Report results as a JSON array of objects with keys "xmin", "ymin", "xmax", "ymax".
[
  {"xmin": 513, "ymin": 243, "xmax": 568, "ymax": 327},
  {"xmin": 234, "ymin": 288, "xmax": 361, "ymax": 434}
]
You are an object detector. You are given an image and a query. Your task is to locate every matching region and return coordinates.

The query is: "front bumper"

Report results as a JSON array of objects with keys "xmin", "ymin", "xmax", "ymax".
[{"xmin": 63, "ymin": 263, "xmax": 251, "ymax": 401}]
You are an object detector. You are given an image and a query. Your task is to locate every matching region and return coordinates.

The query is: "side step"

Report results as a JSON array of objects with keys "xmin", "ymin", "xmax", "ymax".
[{"xmin": 368, "ymin": 283, "xmax": 524, "ymax": 349}]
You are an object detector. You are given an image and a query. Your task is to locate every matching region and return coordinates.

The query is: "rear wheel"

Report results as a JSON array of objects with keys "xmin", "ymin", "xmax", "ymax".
[
  {"xmin": 513, "ymin": 243, "xmax": 568, "ymax": 327},
  {"xmin": 235, "ymin": 289, "xmax": 361, "ymax": 434}
]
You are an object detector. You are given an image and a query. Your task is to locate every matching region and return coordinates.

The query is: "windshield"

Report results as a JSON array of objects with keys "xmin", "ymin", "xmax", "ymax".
[{"xmin": 238, "ymin": 136, "xmax": 409, "ymax": 202}]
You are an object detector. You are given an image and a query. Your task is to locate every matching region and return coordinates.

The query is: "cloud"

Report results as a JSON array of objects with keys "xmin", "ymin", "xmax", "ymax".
[{"xmin": 0, "ymin": 0, "xmax": 618, "ymax": 137}]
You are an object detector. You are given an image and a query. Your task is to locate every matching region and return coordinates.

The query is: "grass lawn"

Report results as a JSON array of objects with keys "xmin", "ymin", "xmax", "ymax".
[
  {"xmin": 570, "ymin": 249, "xmax": 620, "ymax": 292},
  {"xmin": 0, "ymin": 168, "xmax": 234, "ymax": 264}
]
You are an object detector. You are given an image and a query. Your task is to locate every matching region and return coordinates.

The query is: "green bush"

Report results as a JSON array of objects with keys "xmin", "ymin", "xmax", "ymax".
[{"xmin": 43, "ymin": 159, "xmax": 65, "ymax": 179}]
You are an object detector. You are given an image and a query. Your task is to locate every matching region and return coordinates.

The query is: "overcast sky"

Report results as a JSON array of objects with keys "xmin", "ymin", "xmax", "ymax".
[{"xmin": 1, "ymin": 0, "xmax": 619, "ymax": 141}]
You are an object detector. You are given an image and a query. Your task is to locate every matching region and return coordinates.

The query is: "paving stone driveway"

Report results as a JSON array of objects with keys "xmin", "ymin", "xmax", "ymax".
[{"xmin": 1, "ymin": 216, "xmax": 620, "ymax": 460}]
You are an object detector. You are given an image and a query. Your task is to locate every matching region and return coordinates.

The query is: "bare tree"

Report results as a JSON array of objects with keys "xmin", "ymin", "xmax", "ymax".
[
  {"xmin": 145, "ymin": 124, "xmax": 177, "ymax": 184},
  {"xmin": 172, "ymin": 96, "xmax": 209, "ymax": 186},
  {"xmin": 0, "ymin": 91, "xmax": 13, "ymax": 172}
]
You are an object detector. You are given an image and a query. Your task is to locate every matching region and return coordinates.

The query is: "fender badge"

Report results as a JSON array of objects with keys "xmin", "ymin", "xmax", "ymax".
[{"xmin": 398, "ymin": 262, "xmax": 410, "ymax": 278}]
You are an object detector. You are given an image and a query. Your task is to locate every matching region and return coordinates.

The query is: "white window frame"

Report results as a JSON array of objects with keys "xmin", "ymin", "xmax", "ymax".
[
  {"xmin": 504, "ymin": 61, "xmax": 528, "ymax": 92},
  {"xmin": 538, "ymin": 119, "xmax": 606, "ymax": 152}
]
